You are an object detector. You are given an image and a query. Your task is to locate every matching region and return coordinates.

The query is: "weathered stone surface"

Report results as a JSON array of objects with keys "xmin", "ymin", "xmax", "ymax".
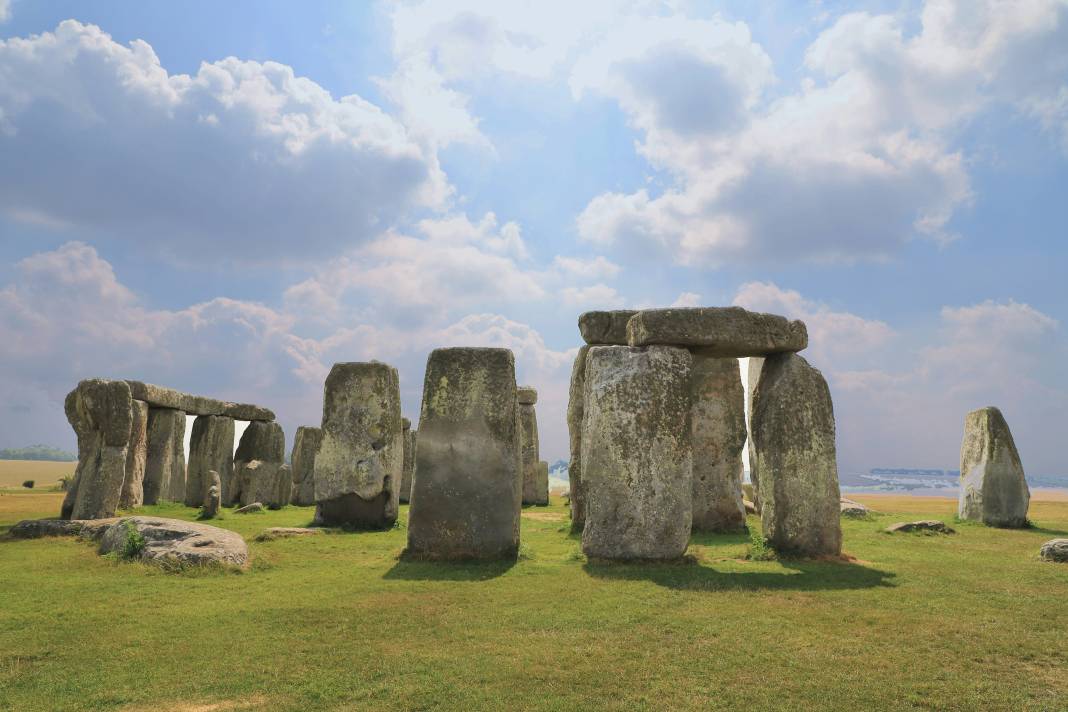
[
  {"xmin": 751, "ymin": 353, "xmax": 842, "ymax": 557},
  {"xmin": 742, "ymin": 483, "xmax": 761, "ymax": 514},
  {"xmin": 62, "ymin": 379, "xmax": 133, "ymax": 521},
  {"xmin": 400, "ymin": 420, "xmax": 416, "ymax": 504},
  {"xmin": 232, "ymin": 420, "xmax": 285, "ymax": 505},
  {"xmin": 313, "ymin": 362, "xmax": 403, "ymax": 529},
  {"xmin": 517, "ymin": 387, "xmax": 538, "ymax": 405},
  {"xmin": 886, "ymin": 520, "xmax": 954, "ymax": 534},
  {"xmin": 743, "ymin": 500, "xmax": 758, "ymax": 515},
  {"xmin": 840, "ymin": 498, "xmax": 871, "ymax": 518},
  {"xmin": 185, "ymin": 415, "xmax": 235, "ymax": 507},
  {"xmin": 958, "ymin": 407, "xmax": 1030, "ymax": 528},
  {"xmin": 234, "ymin": 502, "xmax": 264, "ymax": 514},
  {"xmin": 627, "ymin": 307, "xmax": 808, "ymax": 357},
  {"xmin": 745, "ymin": 356, "xmax": 764, "ymax": 510},
  {"xmin": 566, "ymin": 345, "xmax": 590, "ymax": 531},
  {"xmin": 202, "ymin": 470, "xmax": 221, "ymax": 519},
  {"xmin": 143, "ymin": 408, "xmax": 187, "ymax": 504},
  {"xmin": 690, "ymin": 355, "xmax": 746, "ymax": 533},
  {"xmin": 581, "ymin": 345, "xmax": 693, "ymax": 561},
  {"xmin": 98, "ymin": 516, "xmax": 249, "ymax": 568},
  {"xmin": 289, "ymin": 426, "xmax": 322, "ymax": 507},
  {"xmin": 519, "ymin": 389, "xmax": 542, "ymax": 506},
  {"xmin": 578, "ymin": 310, "xmax": 639, "ymax": 345},
  {"xmin": 236, "ymin": 460, "xmax": 290, "ymax": 509},
  {"xmin": 9, "ymin": 517, "xmax": 119, "ymax": 540},
  {"xmin": 533, "ymin": 461, "xmax": 549, "ymax": 506},
  {"xmin": 1039, "ymin": 539, "xmax": 1068, "ymax": 562},
  {"xmin": 124, "ymin": 381, "xmax": 274, "ymax": 421},
  {"xmin": 407, "ymin": 347, "xmax": 522, "ymax": 560},
  {"xmin": 119, "ymin": 399, "xmax": 149, "ymax": 509},
  {"xmin": 255, "ymin": 527, "xmax": 324, "ymax": 542}
]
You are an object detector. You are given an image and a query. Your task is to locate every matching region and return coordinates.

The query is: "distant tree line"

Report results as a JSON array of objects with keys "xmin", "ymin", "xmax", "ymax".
[{"xmin": 0, "ymin": 444, "xmax": 77, "ymax": 461}]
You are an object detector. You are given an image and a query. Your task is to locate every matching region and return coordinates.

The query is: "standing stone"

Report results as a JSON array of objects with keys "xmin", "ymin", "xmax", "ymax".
[
  {"xmin": 232, "ymin": 421, "xmax": 285, "ymax": 505},
  {"xmin": 534, "ymin": 461, "xmax": 549, "ymax": 506},
  {"xmin": 578, "ymin": 310, "xmax": 638, "ymax": 345},
  {"xmin": 202, "ymin": 470, "xmax": 221, "ymax": 519},
  {"xmin": 566, "ymin": 345, "xmax": 590, "ymax": 531},
  {"xmin": 143, "ymin": 408, "xmax": 186, "ymax": 504},
  {"xmin": 958, "ymin": 407, "xmax": 1030, "ymax": 528},
  {"xmin": 690, "ymin": 355, "xmax": 747, "ymax": 532},
  {"xmin": 627, "ymin": 307, "xmax": 808, "ymax": 356},
  {"xmin": 407, "ymin": 347, "xmax": 522, "ymax": 560},
  {"xmin": 745, "ymin": 356, "xmax": 765, "ymax": 508},
  {"xmin": 400, "ymin": 418, "xmax": 415, "ymax": 504},
  {"xmin": 185, "ymin": 415, "xmax": 235, "ymax": 508},
  {"xmin": 289, "ymin": 426, "xmax": 321, "ymax": 506},
  {"xmin": 119, "ymin": 399, "xmax": 149, "ymax": 509},
  {"xmin": 237, "ymin": 460, "xmax": 291, "ymax": 509},
  {"xmin": 751, "ymin": 353, "xmax": 842, "ymax": 557},
  {"xmin": 313, "ymin": 362, "xmax": 403, "ymax": 529},
  {"xmin": 61, "ymin": 379, "xmax": 133, "ymax": 520},
  {"xmin": 581, "ymin": 346, "xmax": 693, "ymax": 560},
  {"xmin": 518, "ymin": 386, "xmax": 542, "ymax": 506}
]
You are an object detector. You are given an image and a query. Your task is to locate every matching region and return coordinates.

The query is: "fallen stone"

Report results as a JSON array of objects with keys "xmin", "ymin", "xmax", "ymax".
[
  {"xmin": 518, "ymin": 387, "xmax": 542, "ymax": 506},
  {"xmin": 119, "ymin": 399, "xmax": 149, "ymax": 509},
  {"xmin": 314, "ymin": 362, "xmax": 404, "ymax": 529},
  {"xmin": 840, "ymin": 498, "xmax": 871, "ymax": 518},
  {"xmin": 98, "ymin": 516, "xmax": 249, "ymax": 569},
  {"xmin": 8, "ymin": 517, "xmax": 119, "ymax": 540},
  {"xmin": 1039, "ymin": 539, "xmax": 1068, "ymax": 562},
  {"xmin": 234, "ymin": 502, "xmax": 264, "ymax": 514},
  {"xmin": 581, "ymin": 345, "xmax": 693, "ymax": 561},
  {"xmin": 254, "ymin": 527, "xmax": 324, "ymax": 542},
  {"xmin": 236, "ymin": 460, "xmax": 290, "ymax": 509},
  {"xmin": 407, "ymin": 347, "xmax": 522, "ymax": 560},
  {"xmin": 185, "ymin": 415, "xmax": 235, "ymax": 507},
  {"xmin": 62, "ymin": 379, "xmax": 133, "ymax": 521},
  {"xmin": 566, "ymin": 345, "xmax": 590, "ymax": 531},
  {"xmin": 958, "ymin": 406, "xmax": 1030, "ymax": 528},
  {"xmin": 124, "ymin": 381, "xmax": 274, "ymax": 421},
  {"xmin": 400, "ymin": 420, "xmax": 416, "ymax": 504},
  {"xmin": 290, "ymin": 426, "xmax": 322, "ymax": 507},
  {"xmin": 578, "ymin": 310, "xmax": 638, "ymax": 345},
  {"xmin": 751, "ymin": 353, "xmax": 842, "ymax": 557},
  {"xmin": 202, "ymin": 470, "xmax": 221, "ymax": 519},
  {"xmin": 690, "ymin": 355, "xmax": 747, "ymax": 533},
  {"xmin": 232, "ymin": 421, "xmax": 285, "ymax": 505},
  {"xmin": 626, "ymin": 307, "xmax": 808, "ymax": 357},
  {"xmin": 143, "ymin": 407, "xmax": 186, "ymax": 504},
  {"xmin": 886, "ymin": 520, "xmax": 954, "ymax": 534}
]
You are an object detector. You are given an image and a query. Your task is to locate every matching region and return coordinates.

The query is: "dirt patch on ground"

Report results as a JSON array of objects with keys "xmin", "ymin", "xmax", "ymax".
[
  {"xmin": 121, "ymin": 695, "xmax": 269, "ymax": 712},
  {"xmin": 522, "ymin": 511, "xmax": 566, "ymax": 522}
]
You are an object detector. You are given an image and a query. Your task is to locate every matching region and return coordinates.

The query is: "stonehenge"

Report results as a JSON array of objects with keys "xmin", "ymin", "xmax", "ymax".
[
  {"xmin": 143, "ymin": 407, "xmax": 185, "ymax": 505},
  {"xmin": 566, "ymin": 345, "xmax": 590, "ymax": 531},
  {"xmin": 232, "ymin": 420, "xmax": 285, "ymax": 505},
  {"xmin": 518, "ymin": 386, "xmax": 547, "ymax": 506},
  {"xmin": 202, "ymin": 470, "xmax": 221, "ymax": 519},
  {"xmin": 185, "ymin": 415, "xmax": 236, "ymax": 508},
  {"xmin": 958, "ymin": 407, "xmax": 1030, "ymax": 528},
  {"xmin": 626, "ymin": 307, "xmax": 808, "ymax": 356},
  {"xmin": 237, "ymin": 460, "xmax": 291, "ymax": 510},
  {"xmin": 689, "ymin": 355, "xmax": 746, "ymax": 533},
  {"xmin": 290, "ymin": 426, "xmax": 322, "ymax": 507},
  {"xmin": 400, "ymin": 418, "xmax": 415, "ymax": 504},
  {"xmin": 313, "ymin": 362, "xmax": 404, "ymax": 529},
  {"xmin": 119, "ymin": 399, "xmax": 149, "ymax": 510},
  {"xmin": 407, "ymin": 347, "xmax": 522, "ymax": 560},
  {"xmin": 62, "ymin": 379, "xmax": 134, "ymax": 520}
]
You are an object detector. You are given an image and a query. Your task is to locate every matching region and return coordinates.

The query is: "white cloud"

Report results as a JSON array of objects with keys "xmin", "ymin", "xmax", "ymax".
[
  {"xmin": 0, "ymin": 0, "xmax": 11, "ymax": 24},
  {"xmin": 671, "ymin": 291, "xmax": 702, "ymax": 307},
  {"xmin": 0, "ymin": 21, "xmax": 448, "ymax": 262},
  {"xmin": 559, "ymin": 284, "xmax": 625, "ymax": 309}
]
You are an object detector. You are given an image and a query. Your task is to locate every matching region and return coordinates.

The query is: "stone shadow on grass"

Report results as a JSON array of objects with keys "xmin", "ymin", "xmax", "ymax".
[
  {"xmin": 383, "ymin": 554, "xmax": 517, "ymax": 582},
  {"xmin": 582, "ymin": 558, "xmax": 896, "ymax": 592}
]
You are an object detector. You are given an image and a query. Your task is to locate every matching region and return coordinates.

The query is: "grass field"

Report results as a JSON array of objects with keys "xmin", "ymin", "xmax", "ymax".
[
  {"xmin": 1, "ymin": 491, "xmax": 1066, "ymax": 711},
  {"xmin": 0, "ymin": 460, "xmax": 75, "ymax": 489}
]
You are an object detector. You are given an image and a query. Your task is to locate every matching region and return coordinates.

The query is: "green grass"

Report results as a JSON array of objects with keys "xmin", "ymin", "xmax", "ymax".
[{"xmin": 1, "ymin": 492, "xmax": 1066, "ymax": 711}]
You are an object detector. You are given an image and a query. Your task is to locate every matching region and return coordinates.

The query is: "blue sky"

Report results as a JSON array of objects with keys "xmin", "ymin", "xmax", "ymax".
[{"xmin": 1, "ymin": 0, "xmax": 1066, "ymax": 475}]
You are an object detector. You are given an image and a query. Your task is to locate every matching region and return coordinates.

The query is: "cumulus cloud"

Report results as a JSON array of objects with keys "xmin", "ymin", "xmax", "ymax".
[
  {"xmin": 0, "ymin": 0, "xmax": 10, "ymax": 23},
  {"xmin": 0, "ymin": 20, "xmax": 448, "ymax": 262}
]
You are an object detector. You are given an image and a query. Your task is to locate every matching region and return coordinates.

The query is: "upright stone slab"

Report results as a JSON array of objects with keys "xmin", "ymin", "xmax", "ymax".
[
  {"xmin": 202, "ymin": 470, "xmax": 221, "ymax": 519},
  {"xmin": 237, "ymin": 460, "xmax": 291, "ymax": 509},
  {"xmin": 143, "ymin": 408, "xmax": 186, "ymax": 504},
  {"xmin": 518, "ymin": 386, "xmax": 542, "ymax": 506},
  {"xmin": 534, "ymin": 461, "xmax": 549, "ymax": 506},
  {"xmin": 407, "ymin": 347, "xmax": 521, "ymax": 560},
  {"xmin": 578, "ymin": 310, "xmax": 638, "ymax": 345},
  {"xmin": 690, "ymin": 355, "xmax": 746, "ymax": 532},
  {"xmin": 61, "ymin": 379, "xmax": 133, "ymax": 520},
  {"xmin": 958, "ymin": 407, "xmax": 1030, "ymax": 528},
  {"xmin": 185, "ymin": 415, "xmax": 235, "ymax": 508},
  {"xmin": 745, "ymin": 356, "xmax": 765, "ymax": 507},
  {"xmin": 231, "ymin": 421, "xmax": 285, "ymax": 505},
  {"xmin": 313, "ymin": 362, "xmax": 403, "ymax": 529},
  {"xmin": 750, "ymin": 353, "xmax": 841, "ymax": 557},
  {"xmin": 627, "ymin": 307, "xmax": 808, "ymax": 356},
  {"xmin": 566, "ymin": 345, "xmax": 590, "ymax": 531},
  {"xmin": 400, "ymin": 419, "xmax": 416, "ymax": 504},
  {"xmin": 581, "ymin": 346, "xmax": 693, "ymax": 561},
  {"xmin": 119, "ymin": 399, "xmax": 149, "ymax": 509},
  {"xmin": 289, "ymin": 426, "xmax": 321, "ymax": 507}
]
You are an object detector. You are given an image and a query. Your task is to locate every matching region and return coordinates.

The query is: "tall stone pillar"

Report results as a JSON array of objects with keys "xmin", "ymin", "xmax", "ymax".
[
  {"xmin": 958, "ymin": 406, "xmax": 1030, "ymax": 528},
  {"xmin": 290, "ymin": 426, "xmax": 322, "ymax": 507},
  {"xmin": 518, "ymin": 386, "xmax": 543, "ymax": 506},
  {"xmin": 566, "ymin": 346, "xmax": 590, "ymax": 530},
  {"xmin": 185, "ymin": 415, "xmax": 235, "ymax": 508},
  {"xmin": 746, "ymin": 356, "xmax": 765, "ymax": 506},
  {"xmin": 61, "ymin": 379, "xmax": 133, "ymax": 520},
  {"xmin": 143, "ymin": 408, "xmax": 186, "ymax": 504},
  {"xmin": 232, "ymin": 420, "xmax": 285, "ymax": 505},
  {"xmin": 690, "ymin": 355, "xmax": 747, "ymax": 532},
  {"xmin": 400, "ymin": 418, "xmax": 415, "ymax": 504},
  {"xmin": 118, "ymin": 399, "xmax": 149, "ymax": 509}
]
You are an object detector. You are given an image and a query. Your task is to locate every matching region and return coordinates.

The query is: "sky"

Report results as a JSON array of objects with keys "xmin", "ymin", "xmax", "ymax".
[{"xmin": 1, "ymin": 0, "xmax": 1066, "ymax": 475}]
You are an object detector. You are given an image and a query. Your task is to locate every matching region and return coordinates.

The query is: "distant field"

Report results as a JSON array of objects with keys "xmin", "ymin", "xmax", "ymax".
[{"xmin": 0, "ymin": 459, "xmax": 75, "ymax": 488}]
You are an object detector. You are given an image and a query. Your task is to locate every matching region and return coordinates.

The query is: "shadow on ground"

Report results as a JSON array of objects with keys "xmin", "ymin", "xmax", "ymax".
[{"xmin": 383, "ymin": 555, "xmax": 517, "ymax": 582}]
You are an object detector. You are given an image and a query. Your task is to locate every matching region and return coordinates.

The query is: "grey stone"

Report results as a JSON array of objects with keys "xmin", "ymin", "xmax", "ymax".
[
  {"xmin": 690, "ymin": 355, "xmax": 746, "ymax": 533},
  {"xmin": 400, "ymin": 421, "xmax": 416, "ymax": 504},
  {"xmin": 98, "ymin": 516, "xmax": 249, "ymax": 568},
  {"xmin": 61, "ymin": 379, "xmax": 133, "ymax": 521},
  {"xmin": 143, "ymin": 408, "xmax": 186, "ymax": 504},
  {"xmin": 124, "ymin": 380, "xmax": 274, "ymax": 421},
  {"xmin": 1039, "ymin": 539, "xmax": 1068, "ymax": 562},
  {"xmin": 840, "ymin": 498, "xmax": 871, "ymax": 518},
  {"xmin": 626, "ymin": 307, "xmax": 808, "ymax": 357},
  {"xmin": 581, "ymin": 345, "xmax": 693, "ymax": 561},
  {"xmin": 407, "ymin": 347, "xmax": 522, "ymax": 560},
  {"xmin": 517, "ymin": 386, "xmax": 538, "ymax": 405},
  {"xmin": 533, "ymin": 461, "xmax": 549, "ymax": 506},
  {"xmin": 751, "ymin": 353, "xmax": 842, "ymax": 557},
  {"xmin": 119, "ymin": 399, "xmax": 149, "ymax": 509},
  {"xmin": 232, "ymin": 420, "xmax": 285, "ymax": 505},
  {"xmin": 313, "ymin": 362, "xmax": 403, "ymax": 529},
  {"xmin": 202, "ymin": 470, "xmax": 221, "ymax": 519},
  {"xmin": 566, "ymin": 345, "xmax": 590, "ymax": 531},
  {"xmin": 743, "ymin": 500, "xmax": 758, "ymax": 515},
  {"xmin": 185, "ymin": 415, "xmax": 235, "ymax": 507},
  {"xmin": 578, "ymin": 310, "xmax": 638, "ymax": 345},
  {"xmin": 289, "ymin": 426, "xmax": 322, "ymax": 507},
  {"xmin": 958, "ymin": 406, "xmax": 1030, "ymax": 528},
  {"xmin": 745, "ymin": 356, "xmax": 764, "ymax": 509},
  {"xmin": 742, "ymin": 483, "xmax": 761, "ymax": 514},
  {"xmin": 519, "ymin": 390, "xmax": 541, "ymax": 506},
  {"xmin": 234, "ymin": 502, "xmax": 264, "ymax": 514},
  {"xmin": 886, "ymin": 520, "xmax": 954, "ymax": 534},
  {"xmin": 9, "ymin": 517, "xmax": 119, "ymax": 540},
  {"xmin": 255, "ymin": 527, "xmax": 324, "ymax": 542},
  {"xmin": 236, "ymin": 460, "xmax": 290, "ymax": 509}
]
